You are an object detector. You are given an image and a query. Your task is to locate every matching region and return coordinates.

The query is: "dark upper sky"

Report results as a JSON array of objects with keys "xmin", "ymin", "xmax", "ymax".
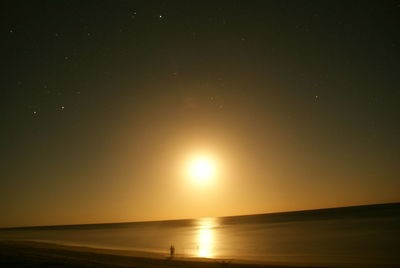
[{"xmin": 1, "ymin": 0, "xmax": 399, "ymax": 227}]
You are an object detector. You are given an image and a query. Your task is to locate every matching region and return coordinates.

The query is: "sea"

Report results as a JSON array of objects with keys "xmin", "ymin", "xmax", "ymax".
[{"xmin": 1, "ymin": 203, "xmax": 399, "ymax": 267}]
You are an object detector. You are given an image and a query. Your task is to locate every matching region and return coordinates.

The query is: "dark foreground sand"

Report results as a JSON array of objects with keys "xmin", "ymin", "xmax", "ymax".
[{"xmin": 0, "ymin": 240, "xmax": 333, "ymax": 268}]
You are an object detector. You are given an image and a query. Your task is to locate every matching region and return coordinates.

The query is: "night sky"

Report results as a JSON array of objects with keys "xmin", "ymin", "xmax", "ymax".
[{"xmin": 1, "ymin": 1, "xmax": 399, "ymax": 227}]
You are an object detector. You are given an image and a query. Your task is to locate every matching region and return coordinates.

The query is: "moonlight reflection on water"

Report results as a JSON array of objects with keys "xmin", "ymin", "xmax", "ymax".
[{"xmin": 196, "ymin": 218, "xmax": 218, "ymax": 258}]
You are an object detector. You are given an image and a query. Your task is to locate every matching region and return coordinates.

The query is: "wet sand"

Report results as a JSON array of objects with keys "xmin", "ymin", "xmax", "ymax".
[{"xmin": 0, "ymin": 240, "xmax": 331, "ymax": 268}]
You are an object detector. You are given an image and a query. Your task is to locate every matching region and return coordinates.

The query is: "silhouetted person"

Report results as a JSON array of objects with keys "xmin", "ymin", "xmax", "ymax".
[{"xmin": 169, "ymin": 245, "xmax": 175, "ymax": 258}]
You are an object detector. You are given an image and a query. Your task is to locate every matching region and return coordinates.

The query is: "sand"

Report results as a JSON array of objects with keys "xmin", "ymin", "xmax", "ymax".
[{"xmin": 0, "ymin": 240, "xmax": 331, "ymax": 268}]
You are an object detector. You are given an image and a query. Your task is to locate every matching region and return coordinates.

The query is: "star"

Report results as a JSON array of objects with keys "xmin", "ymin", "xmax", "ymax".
[{"xmin": 57, "ymin": 106, "xmax": 65, "ymax": 112}]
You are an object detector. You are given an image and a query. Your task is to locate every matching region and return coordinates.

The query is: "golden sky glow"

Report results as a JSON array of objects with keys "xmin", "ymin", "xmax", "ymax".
[{"xmin": 1, "ymin": 1, "xmax": 399, "ymax": 228}]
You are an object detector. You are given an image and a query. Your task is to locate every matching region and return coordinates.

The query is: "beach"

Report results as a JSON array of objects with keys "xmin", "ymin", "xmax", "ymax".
[
  {"xmin": 1, "ymin": 204, "xmax": 399, "ymax": 268},
  {"xmin": 0, "ymin": 240, "xmax": 333, "ymax": 268}
]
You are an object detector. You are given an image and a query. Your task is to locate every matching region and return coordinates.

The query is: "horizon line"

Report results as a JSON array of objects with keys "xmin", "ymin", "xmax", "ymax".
[{"xmin": 1, "ymin": 201, "xmax": 399, "ymax": 230}]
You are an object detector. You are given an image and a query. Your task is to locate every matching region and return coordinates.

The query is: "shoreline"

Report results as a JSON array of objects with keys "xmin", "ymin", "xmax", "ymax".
[{"xmin": 0, "ymin": 240, "xmax": 333, "ymax": 268}]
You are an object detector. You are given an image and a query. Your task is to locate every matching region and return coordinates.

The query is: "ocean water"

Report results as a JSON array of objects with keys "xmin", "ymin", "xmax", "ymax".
[{"xmin": 1, "ymin": 203, "xmax": 399, "ymax": 266}]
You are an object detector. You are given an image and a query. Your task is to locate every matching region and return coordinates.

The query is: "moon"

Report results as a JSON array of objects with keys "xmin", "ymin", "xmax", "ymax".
[{"xmin": 188, "ymin": 156, "xmax": 216, "ymax": 182}]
